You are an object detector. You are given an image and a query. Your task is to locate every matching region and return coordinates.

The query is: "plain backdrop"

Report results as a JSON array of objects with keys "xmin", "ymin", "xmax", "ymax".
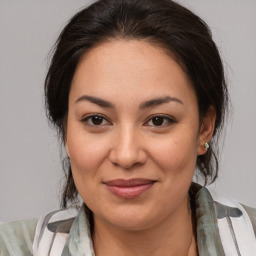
[{"xmin": 0, "ymin": 0, "xmax": 255, "ymax": 222}]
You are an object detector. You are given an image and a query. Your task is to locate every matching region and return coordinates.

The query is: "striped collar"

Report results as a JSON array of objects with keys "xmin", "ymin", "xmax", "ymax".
[
  {"xmin": 60, "ymin": 184, "xmax": 225, "ymax": 256},
  {"xmin": 34, "ymin": 184, "xmax": 256, "ymax": 255}
]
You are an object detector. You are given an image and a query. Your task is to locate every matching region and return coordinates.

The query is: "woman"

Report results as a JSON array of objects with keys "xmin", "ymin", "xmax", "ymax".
[{"xmin": 0, "ymin": 0, "xmax": 255, "ymax": 255}]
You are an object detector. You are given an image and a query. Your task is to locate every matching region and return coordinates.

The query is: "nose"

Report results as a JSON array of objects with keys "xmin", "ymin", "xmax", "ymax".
[{"xmin": 109, "ymin": 125, "xmax": 147, "ymax": 169}]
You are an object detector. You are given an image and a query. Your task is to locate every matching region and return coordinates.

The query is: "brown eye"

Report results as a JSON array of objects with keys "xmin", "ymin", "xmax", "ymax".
[
  {"xmin": 152, "ymin": 117, "xmax": 164, "ymax": 126},
  {"xmin": 145, "ymin": 115, "xmax": 175, "ymax": 127},
  {"xmin": 91, "ymin": 116, "xmax": 104, "ymax": 125},
  {"xmin": 82, "ymin": 115, "xmax": 110, "ymax": 127}
]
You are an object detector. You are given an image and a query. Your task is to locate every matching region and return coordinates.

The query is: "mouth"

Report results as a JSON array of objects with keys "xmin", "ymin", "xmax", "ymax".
[{"xmin": 104, "ymin": 178, "xmax": 156, "ymax": 199}]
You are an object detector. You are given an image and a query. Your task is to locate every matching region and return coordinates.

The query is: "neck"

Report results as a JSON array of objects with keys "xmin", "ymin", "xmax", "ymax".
[{"xmin": 92, "ymin": 196, "xmax": 198, "ymax": 256}]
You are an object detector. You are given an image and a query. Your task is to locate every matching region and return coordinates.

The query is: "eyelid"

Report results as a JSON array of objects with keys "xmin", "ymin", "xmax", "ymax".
[
  {"xmin": 80, "ymin": 113, "xmax": 111, "ymax": 127},
  {"xmin": 144, "ymin": 114, "xmax": 176, "ymax": 127},
  {"xmin": 80, "ymin": 113, "xmax": 176, "ymax": 128}
]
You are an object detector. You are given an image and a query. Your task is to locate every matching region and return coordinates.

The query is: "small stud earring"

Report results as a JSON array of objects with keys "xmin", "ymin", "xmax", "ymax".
[{"xmin": 204, "ymin": 142, "xmax": 209, "ymax": 150}]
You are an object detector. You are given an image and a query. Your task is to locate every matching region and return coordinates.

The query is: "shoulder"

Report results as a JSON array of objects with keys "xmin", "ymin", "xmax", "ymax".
[
  {"xmin": 206, "ymin": 187, "xmax": 256, "ymax": 255},
  {"xmin": 0, "ymin": 218, "xmax": 38, "ymax": 256},
  {"xmin": 205, "ymin": 186, "xmax": 256, "ymax": 231},
  {"xmin": 33, "ymin": 207, "xmax": 78, "ymax": 256},
  {"xmin": 0, "ymin": 208, "xmax": 79, "ymax": 256},
  {"xmin": 240, "ymin": 203, "xmax": 256, "ymax": 236}
]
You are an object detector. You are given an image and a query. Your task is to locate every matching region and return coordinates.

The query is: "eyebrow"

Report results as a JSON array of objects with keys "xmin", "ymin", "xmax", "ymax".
[
  {"xmin": 139, "ymin": 96, "xmax": 183, "ymax": 109},
  {"xmin": 75, "ymin": 95, "xmax": 183, "ymax": 109},
  {"xmin": 75, "ymin": 95, "xmax": 115, "ymax": 108}
]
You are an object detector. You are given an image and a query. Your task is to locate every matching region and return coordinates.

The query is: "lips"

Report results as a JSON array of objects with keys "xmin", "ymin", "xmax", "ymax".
[{"xmin": 104, "ymin": 179, "xmax": 155, "ymax": 199}]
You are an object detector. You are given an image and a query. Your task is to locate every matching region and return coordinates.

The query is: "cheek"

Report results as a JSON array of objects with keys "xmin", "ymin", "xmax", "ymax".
[
  {"xmin": 67, "ymin": 126, "xmax": 110, "ymax": 173},
  {"xmin": 149, "ymin": 132, "xmax": 198, "ymax": 175},
  {"xmin": 67, "ymin": 133, "xmax": 110, "ymax": 208},
  {"xmin": 69, "ymin": 142, "xmax": 104, "ymax": 172},
  {"xmin": 66, "ymin": 130, "xmax": 111, "ymax": 206}
]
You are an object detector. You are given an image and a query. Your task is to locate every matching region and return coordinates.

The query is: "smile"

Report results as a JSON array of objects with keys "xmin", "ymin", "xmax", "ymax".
[{"xmin": 104, "ymin": 179, "xmax": 155, "ymax": 199}]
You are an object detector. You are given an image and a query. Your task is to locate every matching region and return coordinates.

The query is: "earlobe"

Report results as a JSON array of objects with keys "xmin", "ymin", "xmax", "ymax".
[
  {"xmin": 197, "ymin": 106, "xmax": 216, "ymax": 155},
  {"xmin": 65, "ymin": 143, "xmax": 70, "ymax": 158}
]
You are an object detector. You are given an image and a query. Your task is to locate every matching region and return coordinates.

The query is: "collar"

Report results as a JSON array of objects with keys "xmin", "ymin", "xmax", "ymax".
[
  {"xmin": 193, "ymin": 184, "xmax": 225, "ymax": 255},
  {"xmin": 61, "ymin": 204, "xmax": 95, "ymax": 256},
  {"xmin": 61, "ymin": 184, "xmax": 225, "ymax": 256}
]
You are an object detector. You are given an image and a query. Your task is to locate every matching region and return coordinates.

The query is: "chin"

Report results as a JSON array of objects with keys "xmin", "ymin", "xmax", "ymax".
[
  {"xmin": 111, "ymin": 218, "xmax": 156, "ymax": 231},
  {"xmin": 96, "ymin": 206, "xmax": 163, "ymax": 231}
]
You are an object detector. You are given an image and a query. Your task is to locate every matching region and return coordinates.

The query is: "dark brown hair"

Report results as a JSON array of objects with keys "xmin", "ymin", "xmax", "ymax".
[{"xmin": 45, "ymin": 0, "xmax": 228, "ymax": 208}]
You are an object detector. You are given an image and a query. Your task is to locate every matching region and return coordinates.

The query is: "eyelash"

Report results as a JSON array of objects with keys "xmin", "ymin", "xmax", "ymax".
[
  {"xmin": 145, "ymin": 114, "xmax": 176, "ymax": 127},
  {"xmin": 80, "ymin": 114, "xmax": 176, "ymax": 128},
  {"xmin": 81, "ymin": 114, "xmax": 111, "ymax": 128}
]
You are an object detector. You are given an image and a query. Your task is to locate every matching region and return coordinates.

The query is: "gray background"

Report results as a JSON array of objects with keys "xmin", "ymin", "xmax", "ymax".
[{"xmin": 0, "ymin": 0, "xmax": 255, "ymax": 222}]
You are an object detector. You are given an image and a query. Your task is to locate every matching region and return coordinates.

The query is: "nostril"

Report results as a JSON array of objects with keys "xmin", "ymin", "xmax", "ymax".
[
  {"xmin": 108, "ymin": 137, "xmax": 147, "ymax": 169},
  {"xmin": 109, "ymin": 154, "xmax": 147, "ymax": 169}
]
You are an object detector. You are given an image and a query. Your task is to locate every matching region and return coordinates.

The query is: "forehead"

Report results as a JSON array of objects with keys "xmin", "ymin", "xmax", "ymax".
[{"xmin": 70, "ymin": 39, "xmax": 196, "ymax": 106}]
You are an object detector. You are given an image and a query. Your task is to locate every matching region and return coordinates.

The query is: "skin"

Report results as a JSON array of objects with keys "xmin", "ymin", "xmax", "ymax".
[{"xmin": 65, "ymin": 39, "xmax": 216, "ymax": 256}]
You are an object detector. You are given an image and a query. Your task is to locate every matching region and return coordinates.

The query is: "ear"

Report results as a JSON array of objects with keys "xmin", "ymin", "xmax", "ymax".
[
  {"xmin": 65, "ymin": 143, "xmax": 70, "ymax": 158},
  {"xmin": 197, "ymin": 106, "xmax": 216, "ymax": 155}
]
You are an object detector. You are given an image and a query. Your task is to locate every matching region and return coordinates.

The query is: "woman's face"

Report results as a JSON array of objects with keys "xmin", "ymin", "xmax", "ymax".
[{"xmin": 66, "ymin": 40, "xmax": 215, "ymax": 230}]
